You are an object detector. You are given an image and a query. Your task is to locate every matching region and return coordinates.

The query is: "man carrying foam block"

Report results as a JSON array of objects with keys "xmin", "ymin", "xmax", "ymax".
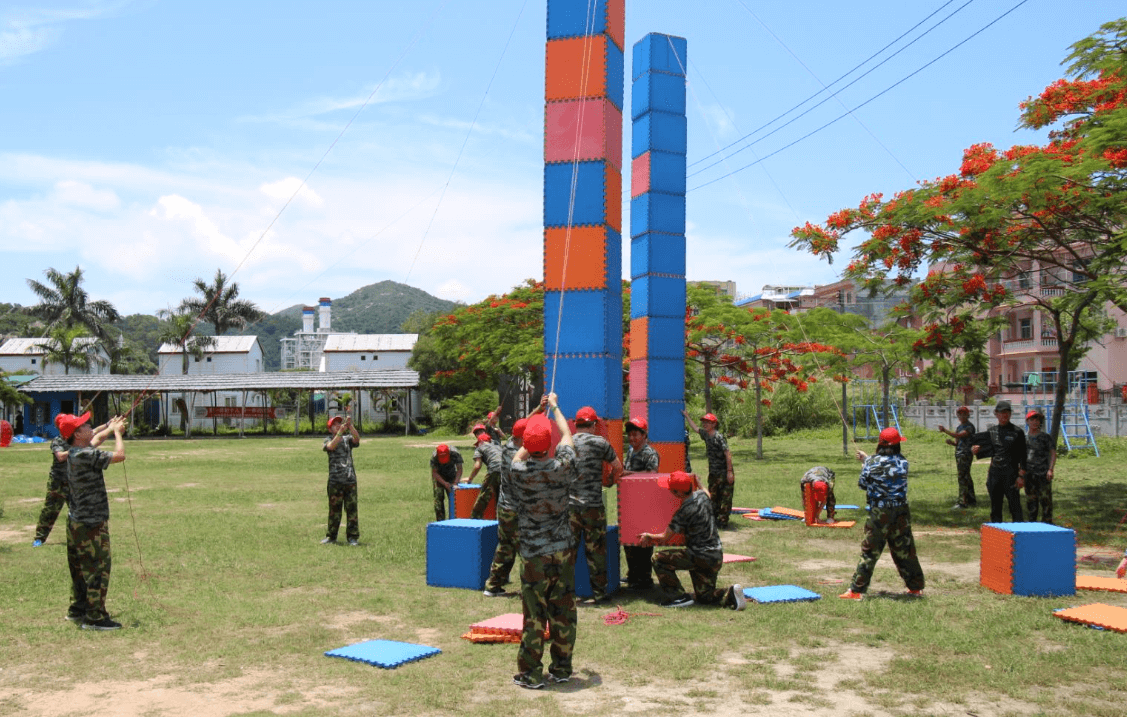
[
  {"xmin": 569, "ymin": 406, "xmax": 623, "ymax": 605},
  {"xmin": 639, "ymin": 471, "xmax": 746, "ymax": 611}
]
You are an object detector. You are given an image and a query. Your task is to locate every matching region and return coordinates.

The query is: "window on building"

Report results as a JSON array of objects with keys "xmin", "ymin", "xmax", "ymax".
[
  {"xmin": 31, "ymin": 358, "xmax": 36, "ymax": 365},
  {"xmin": 1018, "ymin": 271, "xmax": 1031, "ymax": 289},
  {"xmin": 61, "ymin": 400, "xmax": 74, "ymax": 414},
  {"xmin": 206, "ymin": 357, "xmax": 212, "ymax": 362},
  {"xmin": 360, "ymin": 355, "xmax": 366, "ymax": 361},
  {"xmin": 1019, "ymin": 318, "xmax": 1032, "ymax": 339}
]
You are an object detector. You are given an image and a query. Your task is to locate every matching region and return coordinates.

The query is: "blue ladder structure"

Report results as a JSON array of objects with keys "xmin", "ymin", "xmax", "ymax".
[
  {"xmin": 1036, "ymin": 371, "xmax": 1099, "ymax": 457},
  {"xmin": 851, "ymin": 403, "xmax": 901, "ymax": 442}
]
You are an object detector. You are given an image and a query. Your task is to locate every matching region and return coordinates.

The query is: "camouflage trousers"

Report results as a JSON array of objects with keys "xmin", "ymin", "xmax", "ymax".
[
  {"xmin": 518, "ymin": 548, "xmax": 577, "ymax": 682},
  {"xmin": 35, "ymin": 474, "xmax": 70, "ymax": 542},
  {"xmin": 470, "ymin": 471, "xmax": 500, "ymax": 519},
  {"xmin": 432, "ymin": 480, "xmax": 449, "ymax": 522},
  {"xmin": 326, "ymin": 482, "xmax": 359, "ymax": 542},
  {"xmin": 568, "ymin": 505, "xmax": 608, "ymax": 600},
  {"xmin": 955, "ymin": 453, "xmax": 977, "ymax": 507},
  {"xmin": 66, "ymin": 519, "xmax": 112, "ymax": 622},
  {"xmin": 1024, "ymin": 473, "xmax": 1053, "ymax": 524},
  {"xmin": 850, "ymin": 504, "xmax": 925, "ymax": 594},
  {"xmin": 652, "ymin": 549, "xmax": 728, "ymax": 604},
  {"xmin": 708, "ymin": 473, "xmax": 733, "ymax": 528},
  {"xmin": 485, "ymin": 506, "xmax": 520, "ymax": 593}
]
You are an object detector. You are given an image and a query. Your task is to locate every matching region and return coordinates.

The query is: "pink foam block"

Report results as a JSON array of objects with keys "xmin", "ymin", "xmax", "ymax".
[
  {"xmin": 722, "ymin": 553, "xmax": 757, "ymax": 564},
  {"xmin": 545, "ymin": 98, "xmax": 623, "ymax": 170},
  {"xmin": 618, "ymin": 474, "xmax": 684, "ymax": 546},
  {"xmin": 628, "ymin": 360, "xmax": 648, "ymax": 397},
  {"xmin": 631, "ymin": 152, "xmax": 651, "ymax": 198},
  {"xmin": 469, "ymin": 613, "xmax": 524, "ymax": 636}
]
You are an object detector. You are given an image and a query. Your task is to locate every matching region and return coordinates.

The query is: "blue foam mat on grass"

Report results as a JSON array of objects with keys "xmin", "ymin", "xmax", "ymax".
[
  {"xmin": 743, "ymin": 585, "xmax": 822, "ymax": 604},
  {"xmin": 758, "ymin": 508, "xmax": 801, "ymax": 521},
  {"xmin": 835, "ymin": 505, "xmax": 860, "ymax": 510},
  {"xmin": 325, "ymin": 640, "xmax": 441, "ymax": 669}
]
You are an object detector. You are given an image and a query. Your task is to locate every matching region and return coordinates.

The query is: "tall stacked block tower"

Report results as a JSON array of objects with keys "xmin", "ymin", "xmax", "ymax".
[
  {"xmin": 629, "ymin": 33, "xmax": 687, "ymax": 471},
  {"xmin": 543, "ymin": 0, "xmax": 626, "ymax": 454}
]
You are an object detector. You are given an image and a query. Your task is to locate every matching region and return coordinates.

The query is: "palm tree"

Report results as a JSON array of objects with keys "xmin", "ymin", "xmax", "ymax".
[
  {"xmin": 26, "ymin": 266, "xmax": 121, "ymax": 343},
  {"xmin": 179, "ymin": 269, "xmax": 266, "ymax": 336},
  {"xmin": 157, "ymin": 309, "xmax": 217, "ymax": 375},
  {"xmin": 33, "ymin": 326, "xmax": 107, "ymax": 375}
]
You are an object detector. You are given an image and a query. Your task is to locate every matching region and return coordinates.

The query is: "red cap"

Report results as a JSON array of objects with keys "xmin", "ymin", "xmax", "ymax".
[
  {"xmin": 523, "ymin": 415, "xmax": 552, "ymax": 453},
  {"xmin": 511, "ymin": 418, "xmax": 528, "ymax": 438},
  {"xmin": 878, "ymin": 427, "xmax": 905, "ymax": 445},
  {"xmin": 625, "ymin": 416, "xmax": 648, "ymax": 434},
  {"xmin": 575, "ymin": 406, "xmax": 598, "ymax": 423},
  {"xmin": 327, "ymin": 415, "xmax": 344, "ymax": 430},
  {"xmin": 811, "ymin": 481, "xmax": 828, "ymax": 502},
  {"xmin": 471, "ymin": 423, "xmax": 487, "ymax": 435},
  {"xmin": 54, "ymin": 413, "xmax": 66, "ymax": 429},
  {"xmin": 487, "ymin": 411, "xmax": 495, "ymax": 419},
  {"xmin": 658, "ymin": 471, "xmax": 694, "ymax": 493},
  {"xmin": 436, "ymin": 444, "xmax": 451, "ymax": 464},
  {"xmin": 700, "ymin": 413, "xmax": 719, "ymax": 424},
  {"xmin": 58, "ymin": 411, "xmax": 91, "ymax": 440},
  {"xmin": 956, "ymin": 405, "xmax": 971, "ymax": 415},
  {"xmin": 1026, "ymin": 409, "xmax": 1044, "ymax": 421}
]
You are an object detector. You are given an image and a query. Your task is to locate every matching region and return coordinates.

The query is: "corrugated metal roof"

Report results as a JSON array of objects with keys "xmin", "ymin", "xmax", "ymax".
[
  {"xmin": 157, "ymin": 336, "xmax": 261, "ymax": 354},
  {"xmin": 0, "ymin": 337, "xmax": 102, "ymax": 355},
  {"xmin": 322, "ymin": 334, "xmax": 418, "ymax": 352},
  {"xmin": 17, "ymin": 369, "xmax": 419, "ymax": 393}
]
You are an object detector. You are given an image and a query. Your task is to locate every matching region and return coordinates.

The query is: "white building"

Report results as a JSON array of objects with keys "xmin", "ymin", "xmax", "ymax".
[
  {"xmin": 156, "ymin": 335, "xmax": 266, "ymax": 432},
  {"xmin": 321, "ymin": 334, "xmax": 417, "ymax": 372},
  {"xmin": 0, "ymin": 337, "xmax": 111, "ymax": 376}
]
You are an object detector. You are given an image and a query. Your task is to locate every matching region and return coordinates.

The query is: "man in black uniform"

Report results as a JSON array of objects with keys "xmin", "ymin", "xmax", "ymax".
[{"xmin": 971, "ymin": 400, "xmax": 1027, "ymax": 523}]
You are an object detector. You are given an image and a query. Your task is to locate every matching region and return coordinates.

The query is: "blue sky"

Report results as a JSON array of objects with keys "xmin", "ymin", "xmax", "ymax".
[{"xmin": 1, "ymin": 0, "xmax": 1123, "ymax": 317}]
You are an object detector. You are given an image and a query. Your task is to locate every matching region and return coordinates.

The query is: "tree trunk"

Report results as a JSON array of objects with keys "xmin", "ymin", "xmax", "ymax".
[
  {"xmin": 881, "ymin": 365, "xmax": 892, "ymax": 428},
  {"xmin": 702, "ymin": 355, "xmax": 713, "ymax": 413},
  {"xmin": 842, "ymin": 380, "xmax": 849, "ymax": 456},
  {"xmin": 752, "ymin": 353, "xmax": 763, "ymax": 460}
]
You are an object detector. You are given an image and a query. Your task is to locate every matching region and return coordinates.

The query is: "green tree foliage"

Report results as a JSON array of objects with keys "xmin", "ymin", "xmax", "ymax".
[
  {"xmin": 179, "ymin": 269, "xmax": 266, "ymax": 336},
  {"xmin": 156, "ymin": 308, "xmax": 217, "ymax": 375},
  {"xmin": 436, "ymin": 388, "xmax": 498, "ymax": 435},
  {"xmin": 33, "ymin": 325, "xmax": 106, "ymax": 375},
  {"xmin": 0, "ymin": 371, "xmax": 32, "ymax": 408},
  {"xmin": 0, "ymin": 303, "xmax": 34, "ymax": 336},
  {"xmin": 791, "ymin": 19, "xmax": 1127, "ymax": 444},
  {"xmin": 112, "ymin": 314, "xmax": 163, "ymax": 367},
  {"xmin": 26, "ymin": 266, "xmax": 121, "ymax": 343}
]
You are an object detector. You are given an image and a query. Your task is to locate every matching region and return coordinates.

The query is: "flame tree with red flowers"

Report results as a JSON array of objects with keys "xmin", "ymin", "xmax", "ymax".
[
  {"xmin": 685, "ymin": 285, "xmax": 844, "ymax": 459},
  {"xmin": 790, "ymin": 19, "xmax": 1127, "ymax": 445}
]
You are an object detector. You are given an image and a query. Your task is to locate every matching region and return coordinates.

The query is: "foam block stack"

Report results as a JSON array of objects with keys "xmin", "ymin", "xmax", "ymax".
[
  {"xmin": 543, "ymin": 0, "xmax": 625, "ymax": 456},
  {"xmin": 449, "ymin": 484, "xmax": 495, "ymax": 520},
  {"xmin": 628, "ymin": 33, "xmax": 688, "ymax": 471},
  {"xmin": 980, "ymin": 522, "xmax": 1076, "ymax": 597},
  {"xmin": 426, "ymin": 519, "xmax": 499, "ymax": 590}
]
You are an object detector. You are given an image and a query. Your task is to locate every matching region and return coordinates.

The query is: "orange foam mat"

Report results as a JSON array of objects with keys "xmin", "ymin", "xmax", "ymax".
[
  {"xmin": 1053, "ymin": 603, "xmax": 1127, "ymax": 633},
  {"xmin": 770, "ymin": 507, "xmax": 806, "ymax": 520},
  {"xmin": 723, "ymin": 553, "xmax": 757, "ymax": 564},
  {"xmin": 461, "ymin": 631, "xmax": 519, "ymax": 644},
  {"xmin": 809, "ymin": 521, "xmax": 856, "ymax": 529},
  {"xmin": 1076, "ymin": 575, "xmax": 1127, "ymax": 593}
]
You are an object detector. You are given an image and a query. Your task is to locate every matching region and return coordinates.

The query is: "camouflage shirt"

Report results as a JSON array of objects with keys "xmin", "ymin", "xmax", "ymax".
[
  {"xmin": 66, "ymin": 446, "xmax": 113, "ymax": 525},
  {"xmin": 510, "ymin": 444, "xmax": 577, "ymax": 559},
  {"xmin": 858, "ymin": 454, "xmax": 909, "ymax": 509},
  {"xmin": 430, "ymin": 447, "xmax": 463, "ymax": 484},
  {"xmin": 801, "ymin": 466, "xmax": 835, "ymax": 487},
  {"xmin": 624, "ymin": 443, "xmax": 659, "ymax": 473},
  {"xmin": 323, "ymin": 435, "xmax": 357, "ymax": 485},
  {"xmin": 49, "ymin": 435, "xmax": 70, "ymax": 481},
  {"xmin": 498, "ymin": 439, "xmax": 519, "ymax": 512},
  {"xmin": 697, "ymin": 428, "xmax": 730, "ymax": 476},
  {"xmin": 570, "ymin": 432, "xmax": 616, "ymax": 508},
  {"xmin": 473, "ymin": 441, "xmax": 505, "ymax": 475},
  {"xmin": 668, "ymin": 490, "xmax": 723, "ymax": 562},
  {"xmin": 1026, "ymin": 431, "xmax": 1055, "ymax": 475},
  {"xmin": 954, "ymin": 421, "xmax": 976, "ymax": 457}
]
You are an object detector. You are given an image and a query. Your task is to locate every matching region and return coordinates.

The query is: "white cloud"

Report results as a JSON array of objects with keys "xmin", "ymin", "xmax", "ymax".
[
  {"xmin": 239, "ymin": 70, "xmax": 443, "ymax": 126},
  {"xmin": 0, "ymin": 1, "xmax": 132, "ymax": 64},
  {"xmin": 259, "ymin": 177, "xmax": 324, "ymax": 209},
  {"xmin": 52, "ymin": 180, "xmax": 120, "ymax": 211}
]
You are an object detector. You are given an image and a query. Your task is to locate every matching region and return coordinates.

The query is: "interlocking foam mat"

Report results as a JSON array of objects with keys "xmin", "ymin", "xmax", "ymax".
[
  {"xmin": 1053, "ymin": 603, "xmax": 1127, "ymax": 633},
  {"xmin": 742, "ymin": 585, "xmax": 822, "ymax": 603},
  {"xmin": 810, "ymin": 520, "xmax": 856, "ymax": 529},
  {"xmin": 469, "ymin": 613, "xmax": 523, "ymax": 636},
  {"xmin": 722, "ymin": 553, "xmax": 757, "ymax": 563},
  {"xmin": 835, "ymin": 505, "xmax": 860, "ymax": 510},
  {"xmin": 730, "ymin": 507, "xmax": 757, "ymax": 514},
  {"xmin": 1076, "ymin": 575, "xmax": 1127, "ymax": 593},
  {"xmin": 758, "ymin": 508, "xmax": 801, "ymax": 521},
  {"xmin": 325, "ymin": 640, "xmax": 441, "ymax": 668},
  {"xmin": 770, "ymin": 506, "xmax": 806, "ymax": 519}
]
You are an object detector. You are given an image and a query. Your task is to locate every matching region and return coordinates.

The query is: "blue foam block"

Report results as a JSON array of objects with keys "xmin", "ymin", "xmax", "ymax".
[
  {"xmin": 630, "ymin": 275, "xmax": 686, "ymax": 320},
  {"xmin": 575, "ymin": 525, "xmax": 620, "ymax": 597},
  {"xmin": 645, "ymin": 400, "xmax": 685, "ymax": 443},
  {"xmin": 606, "ymin": 38, "xmax": 625, "ymax": 111},
  {"xmin": 631, "ymin": 72, "xmax": 686, "ymax": 121},
  {"xmin": 547, "ymin": 0, "xmax": 613, "ymax": 44},
  {"xmin": 630, "ymin": 233, "xmax": 686, "ymax": 279},
  {"xmin": 743, "ymin": 585, "xmax": 822, "ymax": 604},
  {"xmin": 545, "ymin": 161, "xmax": 609, "ymax": 228},
  {"xmin": 647, "ymin": 150, "xmax": 687, "ymax": 195},
  {"xmin": 632, "ymin": 111, "xmax": 687, "ymax": 157},
  {"xmin": 644, "ymin": 316, "xmax": 687, "ymax": 360},
  {"xmin": 426, "ymin": 519, "xmax": 499, "ymax": 590},
  {"xmin": 544, "ymin": 288, "xmax": 620, "ymax": 355},
  {"xmin": 326, "ymin": 639, "xmax": 440, "ymax": 669},
  {"xmin": 646, "ymin": 360, "xmax": 684, "ymax": 401},
  {"xmin": 632, "ymin": 33, "xmax": 687, "ymax": 81},
  {"xmin": 630, "ymin": 192, "xmax": 685, "ymax": 238},
  {"xmin": 543, "ymin": 354, "xmax": 623, "ymax": 418},
  {"xmin": 1004, "ymin": 523, "xmax": 1076, "ymax": 597}
]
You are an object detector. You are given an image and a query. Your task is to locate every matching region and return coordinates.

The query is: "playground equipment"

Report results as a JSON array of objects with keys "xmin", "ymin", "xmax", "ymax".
[
  {"xmin": 850, "ymin": 379, "xmax": 901, "ymax": 441},
  {"xmin": 1028, "ymin": 370, "xmax": 1100, "ymax": 456}
]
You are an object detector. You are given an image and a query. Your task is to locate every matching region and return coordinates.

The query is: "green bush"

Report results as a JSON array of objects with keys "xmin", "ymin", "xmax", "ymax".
[{"xmin": 437, "ymin": 389, "xmax": 497, "ymax": 434}]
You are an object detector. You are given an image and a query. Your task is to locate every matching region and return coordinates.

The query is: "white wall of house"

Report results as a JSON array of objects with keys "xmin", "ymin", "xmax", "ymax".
[
  {"xmin": 156, "ymin": 336, "xmax": 266, "ymax": 430},
  {"xmin": 321, "ymin": 334, "xmax": 417, "ymax": 373},
  {"xmin": 0, "ymin": 338, "xmax": 110, "ymax": 375}
]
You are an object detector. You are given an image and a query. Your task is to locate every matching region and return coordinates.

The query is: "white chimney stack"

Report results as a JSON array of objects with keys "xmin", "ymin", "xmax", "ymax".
[
  {"xmin": 302, "ymin": 306, "xmax": 316, "ymax": 333},
  {"xmin": 319, "ymin": 297, "xmax": 332, "ymax": 332}
]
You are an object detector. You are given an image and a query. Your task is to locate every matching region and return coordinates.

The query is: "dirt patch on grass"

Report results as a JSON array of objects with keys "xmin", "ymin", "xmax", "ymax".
[{"xmin": 0, "ymin": 528, "xmax": 29, "ymax": 543}]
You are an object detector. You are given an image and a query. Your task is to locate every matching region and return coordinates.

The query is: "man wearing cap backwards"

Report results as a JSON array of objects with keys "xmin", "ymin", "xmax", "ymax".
[
  {"xmin": 569, "ymin": 406, "xmax": 624, "ymax": 605},
  {"xmin": 60, "ymin": 412, "xmax": 127, "ymax": 629},
  {"xmin": 322, "ymin": 414, "xmax": 361, "ymax": 545},
  {"xmin": 484, "ymin": 397, "xmax": 548, "ymax": 598},
  {"xmin": 971, "ymin": 400, "xmax": 1027, "ymax": 523},
  {"xmin": 430, "ymin": 443, "xmax": 463, "ymax": 522},
  {"xmin": 1024, "ymin": 409, "xmax": 1056, "ymax": 524},
  {"xmin": 684, "ymin": 410, "xmax": 735, "ymax": 529},
  {"xmin": 622, "ymin": 416, "xmax": 660, "ymax": 590},
  {"xmin": 638, "ymin": 471, "xmax": 746, "ymax": 610},
  {"xmin": 466, "ymin": 424, "xmax": 505, "ymax": 519},
  {"xmin": 508, "ymin": 392, "xmax": 578, "ymax": 690},
  {"xmin": 839, "ymin": 427, "xmax": 925, "ymax": 600},
  {"xmin": 938, "ymin": 406, "xmax": 978, "ymax": 510}
]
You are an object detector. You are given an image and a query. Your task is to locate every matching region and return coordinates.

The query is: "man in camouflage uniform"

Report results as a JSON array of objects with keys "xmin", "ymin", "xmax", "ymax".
[
  {"xmin": 430, "ymin": 444, "xmax": 462, "ymax": 522},
  {"xmin": 322, "ymin": 414, "xmax": 361, "ymax": 545},
  {"xmin": 508, "ymin": 393, "xmax": 577, "ymax": 689},
  {"xmin": 622, "ymin": 416, "xmax": 660, "ymax": 590},
  {"xmin": 640, "ymin": 471, "xmax": 745, "ymax": 610},
  {"xmin": 32, "ymin": 415, "xmax": 73, "ymax": 546},
  {"xmin": 840, "ymin": 428, "xmax": 924, "ymax": 599},
  {"xmin": 1023, "ymin": 410, "xmax": 1056, "ymax": 523},
  {"xmin": 467, "ymin": 424, "xmax": 504, "ymax": 519},
  {"xmin": 61, "ymin": 412, "xmax": 127, "ymax": 630},
  {"xmin": 684, "ymin": 411, "xmax": 735, "ymax": 528},
  {"xmin": 569, "ymin": 406, "xmax": 623, "ymax": 605},
  {"xmin": 938, "ymin": 406, "xmax": 978, "ymax": 509},
  {"xmin": 971, "ymin": 400, "xmax": 1027, "ymax": 523},
  {"xmin": 483, "ymin": 407, "xmax": 506, "ymax": 445}
]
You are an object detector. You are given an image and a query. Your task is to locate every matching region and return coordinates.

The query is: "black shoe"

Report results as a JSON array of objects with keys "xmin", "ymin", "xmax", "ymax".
[
  {"xmin": 513, "ymin": 673, "xmax": 545, "ymax": 690},
  {"xmin": 81, "ymin": 617, "xmax": 122, "ymax": 631},
  {"xmin": 483, "ymin": 587, "xmax": 507, "ymax": 597},
  {"xmin": 660, "ymin": 595, "xmax": 694, "ymax": 608},
  {"xmin": 65, "ymin": 612, "xmax": 84, "ymax": 623},
  {"xmin": 726, "ymin": 585, "xmax": 747, "ymax": 611},
  {"xmin": 546, "ymin": 673, "xmax": 571, "ymax": 684},
  {"xmin": 320, "ymin": 537, "xmax": 337, "ymax": 545}
]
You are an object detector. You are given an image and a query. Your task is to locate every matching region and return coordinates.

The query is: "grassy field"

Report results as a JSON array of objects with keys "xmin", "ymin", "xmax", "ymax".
[{"xmin": 2, "ymin": 427, "xmax": 1127, "ymax": 716}]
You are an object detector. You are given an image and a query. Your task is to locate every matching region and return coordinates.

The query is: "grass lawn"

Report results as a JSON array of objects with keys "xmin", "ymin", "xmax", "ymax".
[{"xmin": 2, "ymin": 427, "xmax": 1127, "ymax": 716}]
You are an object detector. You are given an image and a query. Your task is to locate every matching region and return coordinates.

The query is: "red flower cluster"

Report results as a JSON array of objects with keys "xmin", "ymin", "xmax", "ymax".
[{"xmin": 960, "ymin": 143, "xmax": 999, "ymax": 177}]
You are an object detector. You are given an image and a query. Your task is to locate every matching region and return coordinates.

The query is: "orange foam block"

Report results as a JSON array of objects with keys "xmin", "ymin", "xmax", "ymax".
[
  {"xmin": 453, "ymin": 484, "xmax": 495, "ymax": 520},
  {"xmin": 770, "ymin": 507, "xmax": 806, "ymax": 520},
  {"xmin": 1076, "ymin": 575, "xmax": 1127, "ymax": 593},
  {"xmin": 1053, "ymin": 603, "xmax": 1127, "ymax": 633}
]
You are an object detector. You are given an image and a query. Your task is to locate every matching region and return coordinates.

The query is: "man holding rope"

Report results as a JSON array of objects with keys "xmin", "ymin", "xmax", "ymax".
[{"xmin": 322, "ymin": 413, "xmax": 361, "ymax": 546}]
